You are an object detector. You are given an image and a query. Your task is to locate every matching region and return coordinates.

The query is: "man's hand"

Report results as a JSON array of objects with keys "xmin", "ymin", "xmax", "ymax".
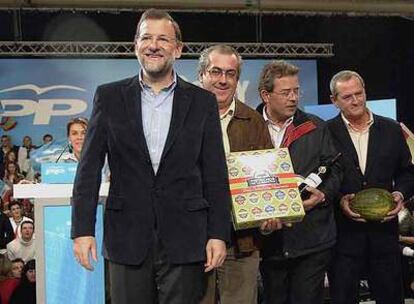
[
  {"xmin": 73, "ymin": 236, "xmax": 97, "ymax": 271},
  {"xmin": 340, "ymin": 194, "xmax": 366, "ymax": 223},
  {"xmin": 302, "ymin": 187, "xmax": 326, "ymax": 211},
  {"xmin": 259, "ymin": 218, "xmax": 283, "ymax": 235},
  {"xmin": 204, "ymin": 239, "xmax": 226, "ymax": 273},
  {"xmin": 382, "ymin": 192, "xmax": 403, "ymax": 222}
]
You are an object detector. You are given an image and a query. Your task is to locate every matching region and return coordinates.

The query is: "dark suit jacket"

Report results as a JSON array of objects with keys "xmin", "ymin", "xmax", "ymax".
[
  {"xmin": 0, "ymin": 211, "xmax": 13, "ymax": 249},
  {"xmin": 71, "ymin": 75, "xmax": 231, "ymax": 266},
  {"xmin": 258, "ymin": 109, "xmax": 342, "ymax": 259},
  {"xmin": 327, "ymin": 114, "xmax": 414, "ymax": 256}
]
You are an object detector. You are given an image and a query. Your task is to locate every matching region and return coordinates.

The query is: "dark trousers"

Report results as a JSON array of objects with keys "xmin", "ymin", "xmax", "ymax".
[
  {"xmin": 260, "ymin": 248, "xmax": 331, "ymax": 304},
  {"xmin": 109, "ymin": 233, "xmax": 204, "ymax": 304},
  {"xmin": 330, "ymin": 252, "xmax": 403, "ymax": 304}
]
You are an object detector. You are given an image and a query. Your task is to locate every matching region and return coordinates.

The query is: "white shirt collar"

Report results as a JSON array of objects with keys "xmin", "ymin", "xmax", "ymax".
[
  {"xmin": 263, "ymin": 106, "xmax": 294, "ymax": 130},
  {"xmin": 220, "ymin": 98, "xmax": 236, "ymax": 120}
]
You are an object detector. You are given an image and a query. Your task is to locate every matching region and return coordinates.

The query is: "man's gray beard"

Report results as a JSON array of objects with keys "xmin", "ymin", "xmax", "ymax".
[{"xmin": 140, "ymin": 58, "xmax": 174, "ymax": 80}]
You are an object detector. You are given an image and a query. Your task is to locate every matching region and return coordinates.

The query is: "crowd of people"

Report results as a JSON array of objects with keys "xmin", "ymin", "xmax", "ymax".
[
  {"xmin": 2, "ymin": 8, "xmax": 414, "ymax": 304},
  {"xmin": 0, "ymin": 119, "xmax": 90, "ymax": 303}
]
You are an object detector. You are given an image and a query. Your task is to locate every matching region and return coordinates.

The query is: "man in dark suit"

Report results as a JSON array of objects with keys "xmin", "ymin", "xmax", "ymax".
[
  {"xmin": 0, "ymin": 206, "xmax": 13, "ymax": 253},
  {"xmin": 257, "ymin": 60, "xmax": 342, "ymax": 304},
  {"xmin": 71, "ymin": 9, "xmax": 230, "ymax": 304},
  {"xmin": 327, "ymin": 70, "xmax": 414, "ymax": 304}
]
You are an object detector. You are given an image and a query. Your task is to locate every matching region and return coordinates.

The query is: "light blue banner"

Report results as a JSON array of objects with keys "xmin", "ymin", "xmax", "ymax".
[
  {"xmin": 0, "ymin": 59, "xmax": 317, "ymax": 145},
  {"xmin": 44, "ymin": 205, "xmax": 104, "ymax": 304},
  {"xmin": 41, "ymin": 163, "xmax": 78, "ymax": 184}
]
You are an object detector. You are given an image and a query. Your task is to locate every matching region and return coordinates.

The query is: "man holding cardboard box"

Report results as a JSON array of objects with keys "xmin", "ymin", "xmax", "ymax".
[
  {"xmin": 257, "ymin": 60, "xmax": 342, "ymax": 304},
  {"xmin": 198, "ymin": 45, "xmax": 280, "ymax": 304}
]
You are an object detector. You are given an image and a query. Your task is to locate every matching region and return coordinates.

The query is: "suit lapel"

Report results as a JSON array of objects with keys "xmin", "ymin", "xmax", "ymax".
[
  {"xmin": 121, "ymin": 75, "xmax": 151, "ymax": 160},
  {"xmin": 331, "ymin": 115, "xmax": 360, "ymax": 169},
  {"xmin": 160, "ymin": 77, "xmax": 192, "ymax": 163}
]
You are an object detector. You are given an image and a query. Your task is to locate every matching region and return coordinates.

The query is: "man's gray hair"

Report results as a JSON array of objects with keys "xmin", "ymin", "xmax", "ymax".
[
  {"xmin": 198, "ymin": 44, "xmax": 242, "ymax": 79},
  {"xmin": 330, "ymin": 70, "xmax": 365, "ymax": 96}
]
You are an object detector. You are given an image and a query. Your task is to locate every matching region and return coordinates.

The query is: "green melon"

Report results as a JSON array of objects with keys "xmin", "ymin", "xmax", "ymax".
[{"xmin": 350, "ymin": 188, "xmax": 396, "ymax": 221}]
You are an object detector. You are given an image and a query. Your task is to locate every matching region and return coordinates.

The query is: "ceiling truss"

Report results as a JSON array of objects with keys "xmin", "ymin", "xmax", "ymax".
[{"xmin": 0, "ymin": 41, "xmax": 334, "ymax": 58}]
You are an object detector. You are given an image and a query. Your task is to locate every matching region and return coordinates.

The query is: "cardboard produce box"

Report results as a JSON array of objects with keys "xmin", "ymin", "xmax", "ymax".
[{"xmin": 226, "ymin": 148, "xmax": 305, "ymax": 230}]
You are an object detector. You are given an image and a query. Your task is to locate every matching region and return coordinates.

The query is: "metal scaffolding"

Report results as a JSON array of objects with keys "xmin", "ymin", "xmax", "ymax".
[{"xmin": 0, "ymin": 41, "xmax": 334, "ymax": 58}]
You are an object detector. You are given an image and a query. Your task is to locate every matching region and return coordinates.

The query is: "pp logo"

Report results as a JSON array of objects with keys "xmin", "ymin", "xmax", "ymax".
[{"xmin": 0, "ymin": 84, "xmax": 88, "ymax": 125}]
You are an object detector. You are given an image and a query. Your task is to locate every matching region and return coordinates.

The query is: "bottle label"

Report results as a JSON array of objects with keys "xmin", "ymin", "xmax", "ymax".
[{"xmin": 302, "ymin": 173, "xmax": 322, "ymax": 188}]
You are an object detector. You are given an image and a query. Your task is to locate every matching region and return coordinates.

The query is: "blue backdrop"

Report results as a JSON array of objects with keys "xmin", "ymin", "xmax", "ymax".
[{"xmin": 0, "ymin": 58, "xmax": 317, "ymax": 145}]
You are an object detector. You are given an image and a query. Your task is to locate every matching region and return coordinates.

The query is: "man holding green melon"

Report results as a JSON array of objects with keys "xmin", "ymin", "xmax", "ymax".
[{"xmin": 327, "ymin": 70, "xmax": 414, "ymax": 304}]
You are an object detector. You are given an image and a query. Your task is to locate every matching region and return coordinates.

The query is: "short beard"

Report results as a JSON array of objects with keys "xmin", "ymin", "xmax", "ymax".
[{"xmin": 139, "ymin": 57, "xmax": 175, "ymax": 80}]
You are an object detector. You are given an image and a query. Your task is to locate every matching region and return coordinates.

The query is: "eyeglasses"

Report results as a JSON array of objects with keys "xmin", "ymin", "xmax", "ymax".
[
  {"xmin": 269, "ymin": 88, "xmax": 302, "ymax": 99},
  {"xmin": 137, "ymin": 34, "xmax": 177, "ymax": 47},
  {"xmin": 337, "ymin": 91, "xmax": 365, "ymax": 102},
  {"xmin": 206, "ymin": 67, "xmax": 238, "ymax": 80}
]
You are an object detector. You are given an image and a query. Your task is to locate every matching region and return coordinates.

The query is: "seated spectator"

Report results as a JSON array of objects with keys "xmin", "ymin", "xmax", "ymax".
[
  {"xmin": 19, "ymin": 200, "xmax": 33, "ymax": 221},
  {"xmin": 42, "ymin": 133, "xmax": 53, "ymax": 145},
  {"xmin": 10, "ymin": 259, "xmax": 35, "ymax": 304},
  {"xmin": 0, "ymin": 254, "xmax": 10, "ymax": 280},
  {"xmin": 4, "ymin": 151, "xmax": 17, "ymax": 167},
  {"xmin": 8, "ymin": 259, "xmax": 24, "ymax": 279},
  {"xmin": 0, "ymin": 197, "xmax": 10, "ymax": 217},
  {"xmin": 0, "ymin": 136, "xmax": 19, "ymax": 181},
  {"xmin": 3, "ymin": 162, "xmax": 24, "ymax": 187},
  {"xmin": 8, "ymin": 202, "xmax": 32, "ymax": 238},
  {"xmin": 17, "ymin": 136, "xmax": 36, "ymax": 180},
  {"xmin": 0, "ymin": 207, "xmax": 13, "ymax": 255},
  {"xmin": 0, "ymin": 259, "xmax": 24, "ymax": 304},
  {"xmin": 1, "ymin": 151, "xmax": 15, "ymax": 184},
  {"xmin": 1, "ymin": 136, "xmax": 19, "ymax": 162},
  {"xmin": 6, "ymin": 221, "xmax": 35, "ymax": 263},
  {"xmin": 0, "ymin": 191, "xmax": 13, "ymax": 217}
]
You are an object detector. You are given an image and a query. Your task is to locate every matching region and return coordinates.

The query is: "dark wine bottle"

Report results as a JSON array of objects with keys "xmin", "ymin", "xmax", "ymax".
[{"xmin": 299, "ymin": 152, "xmax": 342, "ymax": 200}]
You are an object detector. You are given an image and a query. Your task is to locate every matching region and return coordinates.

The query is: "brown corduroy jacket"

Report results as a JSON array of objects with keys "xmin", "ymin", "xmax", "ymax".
[{"xmin": 227, "ymin": 100, "xmax": 273, "ymax": 255}]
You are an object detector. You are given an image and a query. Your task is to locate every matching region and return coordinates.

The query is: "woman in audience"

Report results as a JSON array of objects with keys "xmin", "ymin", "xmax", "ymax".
[
  {"xmin": 60, "ymin": 117, "xmax": 88, "ymax": 162},
  {"xmin": 0, "ymin": 258, "xmax": 24, "ymax": 304},
  {"xmin": 3, "ymin": 162, "xmax": 23, "ymax": 187},
  {"xmin": 10, "ymin": 259, "xmax": 35, "ymax": 304},
  {"xmin": 4, "ymin": 151, "xmax": 17, "ymax": 165},
  {"xmin": 59, "ymin": 116, "xmax": 109, "ymax": 179}
]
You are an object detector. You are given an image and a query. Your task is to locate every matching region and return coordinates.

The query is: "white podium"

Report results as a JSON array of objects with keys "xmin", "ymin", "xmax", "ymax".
[{"xmin": 14, "ymin": 183, "xmax": 109, "ymax": 304}]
